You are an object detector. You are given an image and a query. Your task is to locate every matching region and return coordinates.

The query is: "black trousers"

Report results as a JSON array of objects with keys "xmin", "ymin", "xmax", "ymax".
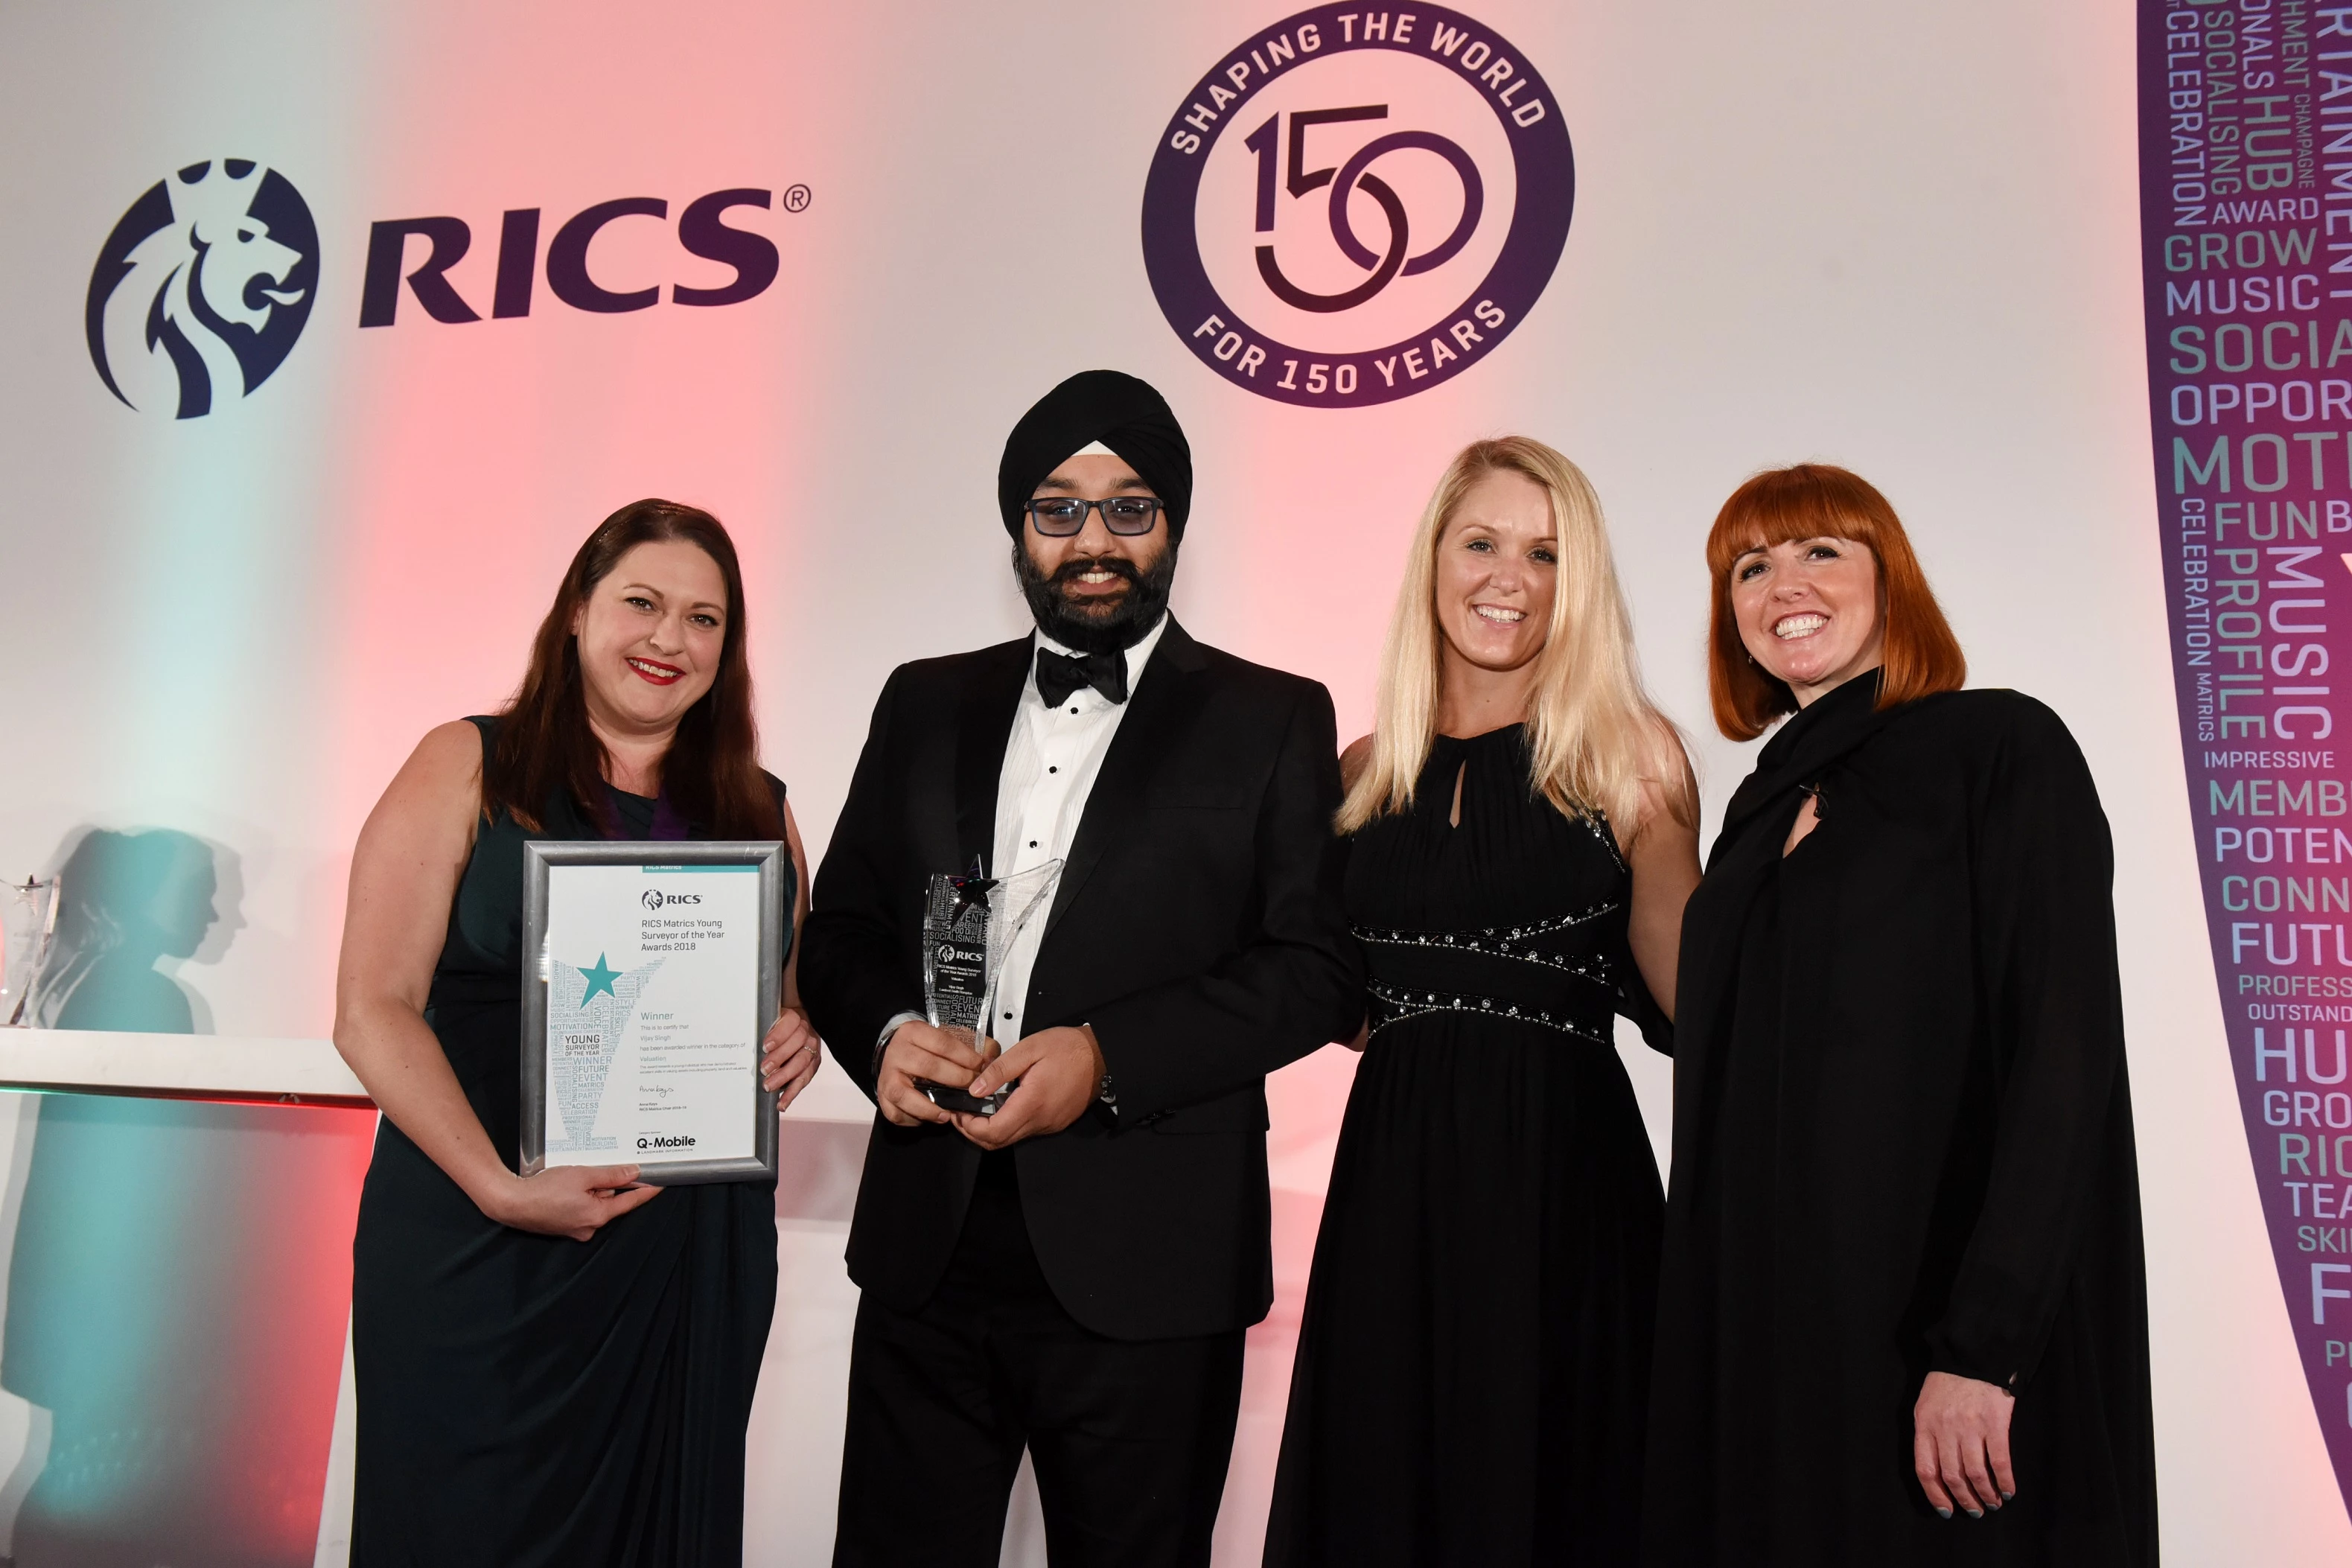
[{"xmin": 833, "ymin": 1153, "xmax": 1247, "ymax": 1568}]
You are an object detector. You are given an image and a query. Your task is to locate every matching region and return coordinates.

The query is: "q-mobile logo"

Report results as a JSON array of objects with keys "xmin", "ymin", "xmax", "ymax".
[
  {"xmin": 638, "ymin": 1135, "xmax": 697, "ymax": 1150},
  {"xmin": 642, "ymin": 889, "xmax": 704, "ymax": 911}
]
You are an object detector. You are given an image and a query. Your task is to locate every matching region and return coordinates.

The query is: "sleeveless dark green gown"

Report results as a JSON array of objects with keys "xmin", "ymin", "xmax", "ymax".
[{"xmin": 349, "ymin": 717, "xmax": 781, "ymax": 1567}]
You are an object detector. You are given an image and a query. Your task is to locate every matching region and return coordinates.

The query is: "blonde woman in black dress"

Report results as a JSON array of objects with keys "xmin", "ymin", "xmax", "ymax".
[{"xmin": 1264, "ymin": 439, "xmax": 1699, "ymax": 1567}]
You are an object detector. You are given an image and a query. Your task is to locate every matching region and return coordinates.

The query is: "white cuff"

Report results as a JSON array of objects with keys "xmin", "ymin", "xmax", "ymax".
[{"xmin": 873, "ymin": 1010, "xmax": 925, "ymax": 1077}]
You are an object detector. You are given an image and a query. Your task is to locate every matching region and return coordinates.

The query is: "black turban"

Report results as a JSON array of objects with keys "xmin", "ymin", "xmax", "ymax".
[{"xmin": 998, "ymin": 370, "xmax": 1193, "ymax": 539}]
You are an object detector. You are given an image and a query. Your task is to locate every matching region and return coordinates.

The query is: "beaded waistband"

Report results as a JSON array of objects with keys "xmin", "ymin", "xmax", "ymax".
[
  {"xmin": 1364, "ymin": 978, "xmax": 1613, "ymax": 1045},
  {"xmin": 1352, "ymin": 897, "xmax": 1622, "ymax": 985}
]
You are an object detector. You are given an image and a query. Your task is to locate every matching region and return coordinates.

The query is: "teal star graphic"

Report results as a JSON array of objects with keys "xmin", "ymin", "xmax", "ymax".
[{"xmin": 577, "ymin": 953, "xmax": 620, "ymax": 1006}]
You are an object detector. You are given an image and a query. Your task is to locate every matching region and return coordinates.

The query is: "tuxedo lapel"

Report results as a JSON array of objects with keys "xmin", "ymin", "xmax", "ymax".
[
  {"xmin": 954, "ymin": 638, "xmax": 1032, "ymax": 876},
  {"xmin": 1040, "ymin": 619, "xmax": 1211, "ymax": 942}
]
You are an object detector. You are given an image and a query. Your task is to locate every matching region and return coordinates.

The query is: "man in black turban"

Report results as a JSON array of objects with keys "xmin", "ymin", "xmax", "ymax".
[
  {"xmin": 998, "ymin": 368, "xmax": 1192, "ymax": 660},
  {"xmin": 803, "ymin": 371, "xmax": 1363, "ymax": 1567},
  {"xmin": 996, "ymin": 368, "xmax": 1193, "ymax": 538}
]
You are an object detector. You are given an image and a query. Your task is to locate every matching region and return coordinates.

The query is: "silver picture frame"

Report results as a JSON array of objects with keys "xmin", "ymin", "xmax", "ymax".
[{"xmin": 519, "ymin": 839, "xmax": 785, "ymax": 1185}]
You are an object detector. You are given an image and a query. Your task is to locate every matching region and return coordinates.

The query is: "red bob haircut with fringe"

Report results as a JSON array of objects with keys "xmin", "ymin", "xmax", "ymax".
[{"xmin": 1705, "ymin": 463, "xmax": 1967, "ymax": 741}]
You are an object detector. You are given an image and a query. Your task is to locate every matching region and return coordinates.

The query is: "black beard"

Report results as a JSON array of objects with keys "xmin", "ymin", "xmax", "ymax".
[{"xmin": 1012, "ymin": 538, "xmax": 1179, "ymax": 654}]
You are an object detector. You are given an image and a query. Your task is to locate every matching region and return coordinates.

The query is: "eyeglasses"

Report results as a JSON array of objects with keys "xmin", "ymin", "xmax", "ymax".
[{"xmin": 1025, "ymin": 496, "xmax": 1164, "ymax": 537}]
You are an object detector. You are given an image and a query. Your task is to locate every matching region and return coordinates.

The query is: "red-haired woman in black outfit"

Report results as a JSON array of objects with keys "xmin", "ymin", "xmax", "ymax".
[{"xmin": 1643, "ymin": 465, "xmax": 2157, "ymax": 1567}]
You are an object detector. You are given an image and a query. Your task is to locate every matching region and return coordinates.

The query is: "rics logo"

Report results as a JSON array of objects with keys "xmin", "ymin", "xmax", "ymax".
[{"xmin": 86, "ymin": 159, "xmax": 319, "ymax": 418}]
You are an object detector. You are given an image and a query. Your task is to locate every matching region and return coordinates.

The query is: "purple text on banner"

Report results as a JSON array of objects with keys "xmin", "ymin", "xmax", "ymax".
[{"xmin": 2138, "ymin": 0, "xmax": 2352, "ymax": 1515}]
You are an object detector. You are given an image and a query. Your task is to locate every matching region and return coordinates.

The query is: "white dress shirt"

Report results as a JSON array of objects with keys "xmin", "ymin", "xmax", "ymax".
[
  {"xmin": 989, "ymin": 614, "xmax": 1167, "ymax": 1045},
  {"xmin": 875, "ymin": 614, "xmax": 1168, "ymax": 1062}
]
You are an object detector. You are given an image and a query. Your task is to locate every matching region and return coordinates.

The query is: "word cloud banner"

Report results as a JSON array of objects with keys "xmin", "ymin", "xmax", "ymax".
[{"xmin": 2141, "ymin": 0, "xmax": 2352, "ymax": 1514}]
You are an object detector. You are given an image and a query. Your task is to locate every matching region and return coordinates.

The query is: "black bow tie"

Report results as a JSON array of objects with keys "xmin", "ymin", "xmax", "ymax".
[{"xmin": 1036, "ymin": 646, "xmax": 1128, "ymax": 707}]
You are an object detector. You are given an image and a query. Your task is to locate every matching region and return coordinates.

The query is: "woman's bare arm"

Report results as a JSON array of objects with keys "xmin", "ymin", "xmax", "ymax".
[
  {"xmin": 1338, "ymin": 735, "xmax": 1373, "ymax": 1051},
  {"xmin": 783, "ymin": 800, "xmax": 811, "ymax": 1012},
  {"xmin": 759, "ymin": 800, "xmax": 823, "ymax": 1101},
  {"xmin": 334, "ymin": 721, "xmax": 659, "ymax": 1241},
  {"xmin": 1625, "ymin": 755, "xmax": 1703, "ymax": 1022}
]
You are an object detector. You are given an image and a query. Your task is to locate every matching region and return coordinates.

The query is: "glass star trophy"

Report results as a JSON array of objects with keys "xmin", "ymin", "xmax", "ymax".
[
  {"xmin": 917, "ymin": 858, "xmax": 1063, "ymax": 1117},
  {"xmin": 1, "ymin": 876, "xmax": 60, "ymax": 1027}
]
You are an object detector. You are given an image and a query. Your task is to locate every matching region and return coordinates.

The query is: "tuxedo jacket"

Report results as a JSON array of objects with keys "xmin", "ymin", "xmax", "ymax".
[{"xmin": 800, "ymin": 618, "xmax": 1363, "ymax": 1341}]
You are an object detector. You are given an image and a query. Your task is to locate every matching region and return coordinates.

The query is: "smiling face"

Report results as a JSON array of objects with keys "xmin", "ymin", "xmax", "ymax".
[
  {"xmin": 570, "ymin": 539, "xmax": 729, "ymax": 737},
  {"xmin": 1432, "ymin": 468, "xmax": 1558, "ymax": 677},
  {"xmin": 1728, "ymin": 535, "xmax": 1887, "ymax": 704},
  {"xmin": 1016, "ymin": 452, "xmax": 1177, "ymax": 653}
]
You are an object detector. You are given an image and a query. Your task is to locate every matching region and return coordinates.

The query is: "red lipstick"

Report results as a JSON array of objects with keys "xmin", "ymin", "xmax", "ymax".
[{"xmin": 626, "ymin": 656, "xmax": 684, "ymax": 686}]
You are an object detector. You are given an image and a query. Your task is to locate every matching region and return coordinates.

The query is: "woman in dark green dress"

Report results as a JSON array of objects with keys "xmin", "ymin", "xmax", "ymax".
[{"xmin": 337, "ymin": 500, "xmax": 819, "ymax": 1566}]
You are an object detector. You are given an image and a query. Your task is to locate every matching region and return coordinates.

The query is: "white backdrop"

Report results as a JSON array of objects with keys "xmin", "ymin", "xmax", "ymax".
[{"xmin": 0, "ymin": 0, "xmax": 2339, "ymax": 1561}]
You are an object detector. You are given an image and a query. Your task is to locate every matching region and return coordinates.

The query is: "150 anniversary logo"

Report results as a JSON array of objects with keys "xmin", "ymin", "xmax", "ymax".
[{"xmin": 1142, "ymin": 4, "xmax": 1574, "ymax": 408}]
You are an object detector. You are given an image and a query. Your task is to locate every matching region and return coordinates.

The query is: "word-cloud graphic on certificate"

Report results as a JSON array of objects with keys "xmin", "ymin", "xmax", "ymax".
[{"xmin": 546, "ymin": 953, "xmax": 664, "ymax": 1153}]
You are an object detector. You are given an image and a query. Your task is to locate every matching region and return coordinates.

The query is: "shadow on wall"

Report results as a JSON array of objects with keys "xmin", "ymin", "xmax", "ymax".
[
  {"xmin": 33, "ymin": 827, "xmax": 242, "ymax": 1033},
  {"xmin": 0, "ymin": 825, "xmax": 375, "ymax": 1568}
]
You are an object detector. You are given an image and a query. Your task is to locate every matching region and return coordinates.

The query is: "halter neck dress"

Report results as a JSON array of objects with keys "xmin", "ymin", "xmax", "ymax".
[
  {"xmin": 1263, "ymin": 724, "xmax": 1670, "ymax": 1567},
  {"xmin": 348, "ymin": 716, "xmax": 783, "ymax": 1568}
]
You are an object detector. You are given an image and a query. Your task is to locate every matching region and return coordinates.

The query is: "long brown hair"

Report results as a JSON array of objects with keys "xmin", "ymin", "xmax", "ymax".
[
  {"xmin": 1704, "ymin": 464, "xmax": 1966, "ymax": 741},
  {"xmin": 484, "ymin": 499, "xmax": 781, "ymax": 838}
]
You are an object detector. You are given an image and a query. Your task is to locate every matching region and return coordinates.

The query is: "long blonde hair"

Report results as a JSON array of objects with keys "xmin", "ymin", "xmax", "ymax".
[{"xmin": 1337, "ymin": 437, "xmax": 1694, "ymax": 839}]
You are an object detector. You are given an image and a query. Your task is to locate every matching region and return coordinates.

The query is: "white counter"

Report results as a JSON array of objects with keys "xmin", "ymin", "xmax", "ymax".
[{"xmin": 0, "ymin": 1030, "xmax": 879, "ymax": 1124}]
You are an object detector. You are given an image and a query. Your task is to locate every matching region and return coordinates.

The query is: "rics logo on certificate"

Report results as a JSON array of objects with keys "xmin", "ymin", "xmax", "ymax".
[{"xmin": 523, "ymin": 845, "xmax": 785, "ymax": 1183}]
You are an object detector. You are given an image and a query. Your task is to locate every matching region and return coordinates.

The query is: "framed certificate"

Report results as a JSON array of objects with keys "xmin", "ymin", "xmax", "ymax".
[{"xmin": 519, "ymin": 841, "xmax": 785, "ymax": 1185}]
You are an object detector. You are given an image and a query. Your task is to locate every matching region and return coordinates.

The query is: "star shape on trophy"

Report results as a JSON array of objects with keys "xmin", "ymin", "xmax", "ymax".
[{"xmin": 576, "ymin": 952, "xmax": 621, "ymax": 1006}]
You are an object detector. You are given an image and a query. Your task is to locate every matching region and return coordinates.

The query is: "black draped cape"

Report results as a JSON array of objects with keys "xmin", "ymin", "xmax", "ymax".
[{"xmin": 1643, "ymin": 675, "xmax": 2157, "ymax": 1567}]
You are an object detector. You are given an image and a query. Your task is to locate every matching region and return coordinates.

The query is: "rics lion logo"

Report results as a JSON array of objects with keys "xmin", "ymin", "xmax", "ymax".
[{"xmin": 85, "ymin": 159, "xmax": 319, "ymax": 418}]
